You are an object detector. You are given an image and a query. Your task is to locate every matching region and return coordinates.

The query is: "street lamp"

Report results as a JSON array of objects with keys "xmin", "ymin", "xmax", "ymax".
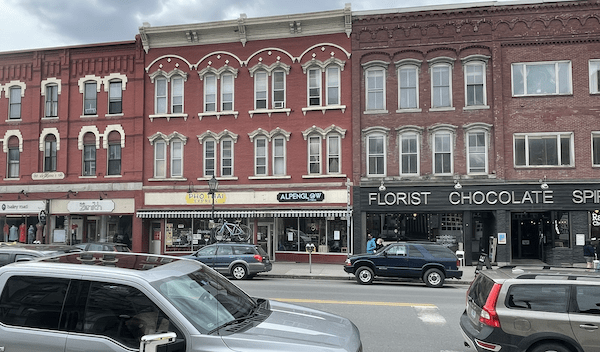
[{"xmin": 208, "ymin": 175, "xmax": 219, "ymax": 241}]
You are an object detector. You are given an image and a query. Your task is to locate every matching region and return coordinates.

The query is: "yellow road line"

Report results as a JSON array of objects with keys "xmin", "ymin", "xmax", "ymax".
[{"xmin": 270, "ymin": 298, "xmax": 436, "ymax": 307}]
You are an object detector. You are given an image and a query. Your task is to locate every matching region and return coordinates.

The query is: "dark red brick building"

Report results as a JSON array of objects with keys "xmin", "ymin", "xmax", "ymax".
[{"xmin": 351, "ymin": 0, "xmax": 600, "ymax": 265}]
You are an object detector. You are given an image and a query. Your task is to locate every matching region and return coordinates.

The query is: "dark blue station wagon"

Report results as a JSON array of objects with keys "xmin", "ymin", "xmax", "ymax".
[
  {"xmin": 183, "ymin": 243, "xmax": 272, "ymax": 280},
  {"xmin": 344, "ymin": 242, "xmax": 462, "ymax": 287}
]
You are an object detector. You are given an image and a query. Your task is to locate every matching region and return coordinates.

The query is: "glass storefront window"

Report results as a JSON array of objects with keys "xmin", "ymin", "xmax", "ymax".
[
  {"xmin": 165, "ymin": 218, "xmax": 210, "ymax": 252},
  {"xmin": 277, "ymin": 217, "xmax": 348, "ymax": 253}
]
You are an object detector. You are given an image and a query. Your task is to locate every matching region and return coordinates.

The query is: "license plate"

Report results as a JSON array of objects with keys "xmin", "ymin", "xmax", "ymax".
[{"xmin": 467, "ymin": 301, "xmax": 478, "ymax": 324}]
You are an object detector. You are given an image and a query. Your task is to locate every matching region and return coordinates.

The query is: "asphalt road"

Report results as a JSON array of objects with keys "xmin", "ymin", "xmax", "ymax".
[{"xmin": 236, "ymin": 277, "xmax": 470, "ymax": 352}]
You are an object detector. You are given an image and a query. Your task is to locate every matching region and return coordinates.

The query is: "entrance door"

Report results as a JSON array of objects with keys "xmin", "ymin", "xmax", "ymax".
[
  {"xmin": 511, "ymin": 212, "xmax": 548, "ymax": 260},
  {"xmin": 257, "ymin": 222, "xmax": 274, "ymax": 260}
]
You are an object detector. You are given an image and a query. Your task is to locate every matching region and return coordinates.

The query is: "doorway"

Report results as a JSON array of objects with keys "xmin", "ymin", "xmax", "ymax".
[
  {"xmin": 511, "ymin": 212, "xmax": 549, "ymax": 260},
  {"xmin": 257, "ymin": 221, "xmax": 274, "ymax": 260}
]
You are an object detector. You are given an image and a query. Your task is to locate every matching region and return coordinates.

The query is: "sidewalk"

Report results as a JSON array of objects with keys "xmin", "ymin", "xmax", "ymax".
[{"xmin": 261, "ymin": 261, "xmax": 480, "ymax": 285}]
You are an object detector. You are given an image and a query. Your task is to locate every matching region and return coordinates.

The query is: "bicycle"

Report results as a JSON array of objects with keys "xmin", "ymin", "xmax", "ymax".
[{"xmin": 212, "ymin": 220, "xmax": 251, "ymax": 242}]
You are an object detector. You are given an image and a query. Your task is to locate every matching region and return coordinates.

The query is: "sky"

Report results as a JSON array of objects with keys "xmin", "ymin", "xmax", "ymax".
[{"xmin": 1, "ymin": 0, "xmax": 499, "ymax": 53}]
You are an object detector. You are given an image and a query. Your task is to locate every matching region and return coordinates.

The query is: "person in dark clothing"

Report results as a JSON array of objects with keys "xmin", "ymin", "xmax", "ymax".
[{"xmin": 584, "ymin": 240, "xmax": 596, "ymax": 268}]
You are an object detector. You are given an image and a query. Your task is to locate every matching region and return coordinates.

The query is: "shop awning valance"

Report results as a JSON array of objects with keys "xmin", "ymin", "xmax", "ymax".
[{"xmin": 136, "ymin": 209, "xmax": 350, "ymax": 219}]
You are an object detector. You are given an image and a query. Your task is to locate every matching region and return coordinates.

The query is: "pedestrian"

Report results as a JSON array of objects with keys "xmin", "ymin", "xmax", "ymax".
[
  {"xmin": 366, "ymin": 233, "xmax": 376, "ymax": 254},
  {"xmin": 584, "ymin": 240, "xmax": 595, "ymax": 269},
  {"xmin": 375, "ymin": 238, "xmax": 384, "ymax": 252}
]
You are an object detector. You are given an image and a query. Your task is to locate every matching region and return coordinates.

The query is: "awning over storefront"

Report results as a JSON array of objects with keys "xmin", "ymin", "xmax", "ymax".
[{"xmin": 136, "ymin": 209, "xmax": 350, "ymax": 219}]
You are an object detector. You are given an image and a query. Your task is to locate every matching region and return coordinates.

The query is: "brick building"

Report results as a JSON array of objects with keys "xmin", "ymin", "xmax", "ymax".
[
  {"xmin": 136, "ymin": 7, "xmax": 354, "ymax": 262},
  {"xmin": 351, "ymin": 0, "xmax": 600, "ymax": 265},
  {"xmin": 0, "ymin": 41, "xmax": 144, "ymax": 248}
]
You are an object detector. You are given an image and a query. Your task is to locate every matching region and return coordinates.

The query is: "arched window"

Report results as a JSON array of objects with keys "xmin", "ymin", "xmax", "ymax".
[
  {"xmin": 107, "ymin": 131, "xmax": 121, "ymax": 176},
  {"xmin": 44, "ymin": 135, "xmax": 57, "ymax": 172},
  {"xmin": 7, "ymin": 136, "xmax": 19, "ymax": 178},
  {"xmin": 83, "ymin": 132, "xmax": 96, "ymax": 176}
]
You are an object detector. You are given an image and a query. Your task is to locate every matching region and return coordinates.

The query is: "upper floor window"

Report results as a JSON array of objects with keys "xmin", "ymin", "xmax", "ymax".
[
  {"xmin": 149, "ymin": 132, "xmax": 187, "ymax": 179},
  {"xmin": 82, "ymin": 132, "xmax": 96, "ymax": 176},
  {"xmin": 149, "ymin": 69, "xmax": 188, "ymax": 116},
  {"xmin": 170, "ymin": 139, "xmax": 183, "ymax": 177},
  {"xmin": 302, "ymin": 126, "xmax": 346, "ymax": 177},
  {"xmin": 273, "ymin": 137, "xmax": 286, "ymax": 176},
  {"xmin": 171, "ymin": 77, "xmax": 183, "ymax": 113},
  {"xmin": 308, "ymin": 68, "xmax": 321, "ymax": 106},
  {"xmin": 514, "ymin": 133, "xmax": 573, "ymax": 167},
  {"xmin": 326, "ymin": 66, "xmax": 341, "ymax": 106},
  {"xmin": 254, "ymin": 137, "xmax": 267, "ymax": 176},
  {"xmin": 204, "ymin": 74, "xmax": 217, "ymax": 112},
  {"xmin": 429, "ymin": 57, "xmax": 455, "ymax": 109},
  {"xmin": 83, "ymin": 82, "xmax": 97, "ymax": 115},
  {"xmin": 200, "ymin": 69, "xmax": 237, "ymax": 115},
  {"xmin": 589, "ymin": 60, "xmax": 600, "ymax": 94},
  {"xmin": 198, "ymin": 130, "xmax": 238, "ymax": 178},
  {"xmin": 512, "ymin": 61, "xmax": 572, "ymax": 96},
  {"xmin": 300, "ymin": 58, "xmax": 346, "ymax": 114},
  {"xmin": 9, "ymin": 87, "xmax": 21, "ymax": 119},
  {"xmin": 327, "ymin": 135, "xmax": 341, "ymax": 174},
  {"xmin": 108, "ymin": 80, "xmax": 122, "ymax": 114},
  {"xmin": 398, "ymin": 65, "xmax": 419, "ymax": 110},
  {"xmin": 254, "ymin": 72, "xmax": 268, "ymax": 109},
  {"xmin": 308, "ymin": 136, "xmax": 321, "ymax": 174},
  {"xmin": 221, "ymin": 74, "xmax": 234, "ymax": 111},
  {"xmin": 467, "ymin": 131, "xmax": 487, "ymax": 174},
  {"xmin": 462, "ymin": 56, "xmax": 489, "ymax": 108},
  {"xmin": 248, "ymin": 128, "xmax": 290, "ymax": 178},
  {"xmin": 154, "ymin": 140, "xmax": 167, "ymax": 178},
  {"xmin": 45, "ymin": 85, "xmax": 58, "ymax": 117},
  {"xmin": 433, "ymin": 131, "xmax": 453, "ymax": 174},
  {"xmin": 363, "ymin": 127, "xmax": 389, "ymax": 176},
  {"xmin": 398, "ymin": 131, "xmax": 420, "ymax": 175},
  {"xmin": 221, "ymin": 139, "xmax": 234, "ymax": 177},
  {"xmin": 44, "ymin": 134, "xmax": 57, "ymax": 172},
  {"xmin": 107, "ymin": 131, "xmax": 122, "ymax": 176},
  {"xmin": 6, "ymin": 136, "xmax": 19, "ymax": 179},
  {"xmin": 365, "ymin": 66, "xmax": 386, "ymax": 112},
  {"xmin": 248, "ymin": 62, "xmax": 290, "ymax": 113}
]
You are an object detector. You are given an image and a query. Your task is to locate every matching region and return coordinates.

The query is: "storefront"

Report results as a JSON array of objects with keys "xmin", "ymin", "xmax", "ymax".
[
  {"xmin": 354, "ymin": 183, "xmax": 598, "ymax": 266},
  {"xmin": 0, "ymin": 200, "xmax": 47, "ymax": 243},
  {"xmin": 49, "ymin": 198, "xmax": 134, "ymax": 246},
  {"xmin": 137, "ymin": 188, "xmax": 352, "ymax": 263}
]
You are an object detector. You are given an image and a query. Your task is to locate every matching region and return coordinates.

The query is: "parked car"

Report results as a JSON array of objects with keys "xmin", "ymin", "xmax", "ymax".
[
  {"xmin": 343, "ymin": 241, "xmax": 462, "ymax": 287},
  {"xmin": 0, "ymin": 251, "xmax": 362, "ymax": 352},
  {"xmin": 183, "ymin": 242, "xmax": 271, "ymax": 280},
  {"xmin": 461, "ymin": 265, "xmax": 600, "ymax": 352},
  {"xmin": 75, "ymin": 242, "xmax": 131, "ymax": 252},
  {"xmin": 0, "ymin": 243, "xmax": 82, "ymax": 266}
]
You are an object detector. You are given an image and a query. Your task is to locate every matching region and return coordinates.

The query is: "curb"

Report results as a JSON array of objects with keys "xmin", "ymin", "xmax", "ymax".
[{"xmin": 259, "ymin": 273, "xmax": 474, "ymax": 285}]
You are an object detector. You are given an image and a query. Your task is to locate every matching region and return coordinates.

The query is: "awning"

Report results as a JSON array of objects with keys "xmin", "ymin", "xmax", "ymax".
[{"xmin": 136, "ymin": 209, "xmax": 350, "ymax": 219}]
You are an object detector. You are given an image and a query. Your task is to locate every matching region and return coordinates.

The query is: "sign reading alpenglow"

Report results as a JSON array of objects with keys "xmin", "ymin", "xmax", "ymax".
[
  {"xmin": 67, "ymin": 200, "xmax": 115, "ymax": 213},
  {"xmin": 277, "ymin": 192, "xmax": 324, "ymax": 202}
]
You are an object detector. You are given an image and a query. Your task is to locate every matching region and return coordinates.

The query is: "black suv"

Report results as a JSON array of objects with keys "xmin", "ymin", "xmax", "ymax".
[
  {"xmin": 343, "ymin": 241, "xmax": 462, "ymax": 287},
  {"xmin": 461, "ymin": 265, "xmax": 600, "ymax": 352}
]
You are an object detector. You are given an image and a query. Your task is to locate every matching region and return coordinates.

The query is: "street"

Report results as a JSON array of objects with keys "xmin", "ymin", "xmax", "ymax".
[{"xmin": 236, "ymin": 277, "xmax": 470, "ymax": 352}]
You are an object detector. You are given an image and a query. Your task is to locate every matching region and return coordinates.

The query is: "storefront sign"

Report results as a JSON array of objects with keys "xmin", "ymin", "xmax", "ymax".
[
  {"xmin": 185, "ymin": 192, "xmax": 226, "ymax": 205},
  {"xmin": 277, "ymin": 192, "xmax": 325, "ymax": 202},
  {"xmin": 592, "ymin": 212, "xmax": 600, "ymax": 227},
  {"xmin": 0, "ymin": 201, "xmax": 46, "ymax": 214},
  {"xmin": 31, "ymin": 172, "xmax": 65, "ymax": 180},
  {"xmin": 67, "ymin": 200, "xmax": 115, "ymax": 213}
]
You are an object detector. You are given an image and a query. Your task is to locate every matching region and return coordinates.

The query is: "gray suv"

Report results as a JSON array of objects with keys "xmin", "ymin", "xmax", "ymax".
[
  {"xmin": 460, "ymin": 265, "xmax": 600, "ymax": 352},
  {"xmin": 0, "ymin": 251, "xmax": 362, "ymax": 352}
]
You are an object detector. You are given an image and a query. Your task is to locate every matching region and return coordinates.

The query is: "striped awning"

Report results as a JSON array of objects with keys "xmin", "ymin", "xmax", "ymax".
[{"xmin": 136, "ymin": 209, "xmax": 350, "ymax": 219}]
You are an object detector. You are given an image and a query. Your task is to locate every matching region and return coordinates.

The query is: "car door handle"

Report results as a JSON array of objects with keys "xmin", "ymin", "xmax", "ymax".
[{"xmin": 579, "ymin": 324, "xmax": 599, "ymax": 331}]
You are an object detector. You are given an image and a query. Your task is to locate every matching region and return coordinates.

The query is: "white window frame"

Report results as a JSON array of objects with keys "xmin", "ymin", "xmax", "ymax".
[
  {"xmin": 466, "ymin": 131, "xmax": 488, "ymax": 174},
  {"xmin": 432, "ymin": 131, "xmax": 453, "ymax": 175},
  {"xmin": 7, "ymin": 143, "xmax": 19, "ymax": 179},
  {"xmin": 366, "ymin": 133, "xmax": 386, "ymax": 176},
  {"xmin": 45, "ymin": 84, "xmax": 58, "ymax": 118},
  {"xmin": 8, "ymin": 87, "xmax": 22, "ymax": 119},
  {"xmin": 512, "ymin": 60, "xmax": 572, "ymax": 97},
  {"xmin": 83, "ymin": 82, "xmax": 97, "ymax": 115},
  {"xmin": 327, "ymin": 134, "xmax": 341, "ymax": 174},
  {"xmin": 82, "ymin": 136, "xmax": 96, "ymax": 177},
  {"xmin": 171, "ymin": 76, "xmax": 184, "ymax": 114},
  {"xmin": 254, "ymin": 137, "xmax": 268, "ymax": 176},
  {"xmin": 254, "ymin": 71, "xmax": 268, "ymax": 110},
  {"xmin": 399, "ymin": 132, "xmax": 419, "ymax": 176},
  {"xmin": 398, "ymin": 65, "xmax": 419, "ymax": 111},
  {"xmin": 308, "ymin": 135, "xmax": 322, "ymax": 174},
  {"xmin": 155, "ymin": 77, "xmax": 168, "ymax": 114},
  {"xmin": 107, "ymin": 142, "xmax": 121, "ymax": 176},
  {"xmin": 593, "ymin": 132, "xmax": 600, "ymax": 167},
  {"xmin": 365, "ymin": 67, "xmax": 386, "ymax": 112},
  {"xmin": 204, "ymin": 139, "xmax": 216, "ymax": 177},
  {"xmin": 589, "ymin": 60, "xmax": 600, "ymax": 94},
  {"xmin": 430, "ymin": 64, "xmax": 452, "ymax": 109},
  {"xmin": 464, "ymin": 61, "xmax": 487, "ymax": 108},
  {"xmin": 170, "ymin": 139, "xmax": 183, "ymax": 178},
  {"xmin": 272, "ymin": 136, "xmax": 286, "ymax": 176},
  {"xmin": 513, "ymin": 132, "xmax": 574, "ymax": 167},
  {"xmin": 108, "ymin": 80, "xmax": 122, "ymax": 114},
  {"xmin": 272, "ymin": 70, "xmax": 286, "ymax": 109},
  {"xmin": 326, "ymin": 66, "xmax": 341, "ymax": 106},
  {"xmin": 154, "ymin": 140, "xmax": 166, "ymax": 179},
  {"xmin": 204, "ymin": 74, "xmax": 217, "ymax": 112},
  {"xmin": 221, "ymin": 73, "xmax": 234, "ymax": 112},
  {"xmin": 308, "ymin": 68, "xmax": 322, "ymax": 107},
  {"xmin": 221, "ymin": 138, "xmax": 234, "ymax": 177}
]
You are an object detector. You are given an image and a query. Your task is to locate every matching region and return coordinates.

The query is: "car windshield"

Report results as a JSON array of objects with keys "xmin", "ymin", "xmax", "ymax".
[{"xmin": 151, "ymin": 266, "xmax": 257, "ymax": 334}]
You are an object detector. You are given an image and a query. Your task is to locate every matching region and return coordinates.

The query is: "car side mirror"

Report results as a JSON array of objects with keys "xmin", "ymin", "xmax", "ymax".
[
  {"xmin": 139, "ymin": 332, "xmax": 176, "ymax": 352},
  {"xmin": 382, "ymin": 251, "xmax": 388, "ymax": 257}
]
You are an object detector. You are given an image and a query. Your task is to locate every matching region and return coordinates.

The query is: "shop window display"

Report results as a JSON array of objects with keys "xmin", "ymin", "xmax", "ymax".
[{"xmin": 277, "ymin": 217, "xmax": 347, "ymax": 253}]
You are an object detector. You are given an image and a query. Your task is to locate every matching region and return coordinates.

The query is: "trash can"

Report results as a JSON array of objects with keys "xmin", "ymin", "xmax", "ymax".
[{"xmin": 593, "ymin": 260, "xmax": 600, "ymax": 272}]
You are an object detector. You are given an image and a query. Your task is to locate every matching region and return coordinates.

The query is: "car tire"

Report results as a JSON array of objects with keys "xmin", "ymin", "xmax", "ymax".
[
  {"xmin": 529, "ymin": 343, "xmax": 571, "ymax": 352},
  {"xmin": 355, "ymin": 266, "xmax": 374, "ymax": 285},
  {"xmin": 423, "ymin": 268, "xmax": 445, "ymax": 288},
  {"xmin": 231, "ymin": 264, "xmax": 248, "ymax": 280}
]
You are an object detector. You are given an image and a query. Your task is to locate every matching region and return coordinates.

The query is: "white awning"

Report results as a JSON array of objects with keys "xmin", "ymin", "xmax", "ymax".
[{"xmin": 136, "ymin": 209, "xmax": 350, "ymax": 219}]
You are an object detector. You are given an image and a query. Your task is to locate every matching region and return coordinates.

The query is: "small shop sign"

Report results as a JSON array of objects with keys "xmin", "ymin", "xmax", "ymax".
[{"xmin": 277, "ymin": 192, "xmax": 324, "ymax": 202}]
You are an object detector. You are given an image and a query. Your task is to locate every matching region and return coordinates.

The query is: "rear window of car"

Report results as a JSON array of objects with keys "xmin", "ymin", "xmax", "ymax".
[
  {"xmin": 422, "ymin": 244, "xmax": 456, "ymax": 259},
  {"xmin": 468, "ymin": 274, "xmax": 496, "ymax": 308},
  {"xmin": 505, "ymin": 284, "xmax": 569, "ymax": 313},
  {"xmin": 233, "ymin": 246, "xmax": 256, "ymax": 255}
]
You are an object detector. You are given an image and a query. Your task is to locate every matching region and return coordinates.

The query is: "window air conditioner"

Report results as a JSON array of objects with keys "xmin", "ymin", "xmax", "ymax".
[{"xmin": 274, "ymin": 101, "xmax": 284, "ymax": 109}]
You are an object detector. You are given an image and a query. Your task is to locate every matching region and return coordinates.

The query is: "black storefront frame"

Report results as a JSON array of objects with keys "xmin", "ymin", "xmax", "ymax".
[{"xmin": 354, "ymin": 183, "xmax": 600, "ymax": 265}]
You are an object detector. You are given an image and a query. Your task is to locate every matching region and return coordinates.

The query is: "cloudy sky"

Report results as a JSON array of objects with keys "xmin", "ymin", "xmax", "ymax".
[{"xmin": 2, "ymin": 0, "xmax": 498, "ymax": 52}]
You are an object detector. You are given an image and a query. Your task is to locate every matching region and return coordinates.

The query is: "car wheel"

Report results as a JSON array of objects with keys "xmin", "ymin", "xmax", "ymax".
[
  {"xmin": 423, "ymin": 268, "xmax": 445, "ymax": 288},
  {"xmin": 355, "ymin": 266, "xmax": 374, "ymax": 285},
  {"xmin": 529, "ymin": 343, "xmax": 571, "ymax": 352},
  {"xmin": 231, "ymin": 264, "xmax": 248, "ymax": 280}
]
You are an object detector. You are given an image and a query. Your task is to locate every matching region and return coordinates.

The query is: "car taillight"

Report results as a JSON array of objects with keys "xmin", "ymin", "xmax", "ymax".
[
  {"xmin": 480, "ymin": 283, "xmax": 502, "ymax": 328},
  {"xmin": 254, "ymin": 254, "xmax": 263, "ymax": 262},
  {"xmin": 457, "ymin": 259, "xmax": 460, "ymax": 267},
  {"xmin": 345, "ymin": 258, "xmax": 352, "ymax": 266}
]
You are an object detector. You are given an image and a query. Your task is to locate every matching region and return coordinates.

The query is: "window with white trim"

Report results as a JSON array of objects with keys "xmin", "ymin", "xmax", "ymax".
[
  {"xmin": 326, "ymin": 66, "xmax": 341, "ymax": 106},
  {"xmin": 308, "ymin": 68, "xmax": 321, "ymax": 106},
  {"xmin": 593, "ymin": 133, "xmax": 600, "ymax": 166},
  {"xmin": 465, "ymin": 62, "xmax": 486, "ymax": 107},
  {"xmin": 108, "ymin": 80, "xmax": 122, "ymax": 114},
  {"xmin": 45, "ymin": 85, "xmax": 58, "ymax": 118},
  {"xmin": 327, "ymin": 135, "xmax": 341, "ymax": 174},
  {"xmin": 201, "ymin": 70, "xmax": 236, "ymax": 114},
  {"xmin": 151, "ymin": 71, "xmax": 187, "ymax": 116},
  {"xmin": 170, "ymin": 139, "xmax": 183, "ymax": 177},
  {"xmin": 467, "ymin": 131, "xmax": 487, "ymax": 173},
  {"xmin": 221, "ymin": 139, "xmax": 233, "ymax": 177},
  {"xmin": 204, "ymin": 139, "xmax": 215, "ymax": 177},
  {"xmin": 512, "ymin": 61, "xmax": 572, "ymax": 96},
  {"xmin": 308, "ymin": 136, "xmax": 321, "ymax": 174},
  {"xmin": 7, "ymin": 136, "xmax": 19, "ymax": 179},
  {"xmin": 433, "ymin": 131, "xmax": 453, "ymax": 174},
  {"xmin": 221, "ymin": 74, "xmax": 234, "ymax": 111},
  {"xmin": 9, "ymin": 87, "xmax": 21, "ymax": 119},
  {"xmin": 365, "ymin": 68, "xmax": 385, "ymax": 111},
  {"xmin": 253, "ymin": 70, "xmax": 287, "ymax": 110},
  {"xmin": 82, "ymin": 132, "xmax": 96, "ymax": 176},
  {"xmin": 44, "ymin": 134, "xmax": 57, "ymax": 172},
  {"xmin": 155, "ymin": 77, "xmax": 168, "ymax": 114},
  {"xmin": 589, "ymin": 60, "xmax": 600, "ymax": 94},
  {"xmin": 367, "ymin": 134, "xmax": 385, "ymax": 176},
  {"xmin": 398, "ymin": 65, "xmax": 419, "ymax": 110},
  {"xmin": 254, "ymin": 137, "xmax": 267, "ymax": 176},
  {"xmin": 273, "ymin": 137, "xmax": 286, "ymax": 176},
  {"xmin": 255, "ymin": 71, "xmax": 268, "ymax": 109},
  {"xmin": 431, "ymin": 64, "xmax": 452, "ymax": 108},
  {"xmin": 514, "ymin": 133, "xmax": 573, "ymax": 167},
  {"xmin": 107, "ymin": 131, "xmax": 121, "ymax": 176},
  {"xmin": 83, "ymin": 82, "xmax": 97, "ymax": 115},
  {"xmin": 273, "ymin": 71, "xmax": 285, "ymax": 109},
  {"xmin": 171, "ymin": 77, "xmax": 183, "ymax": 113},
  {"xmin": 204, "ymin": 74, "xmax": 217, "ymax": 112},
  {"xmin": 399, "ymin": 133, "xmax": 419, "ymax": 175},
  {"xmin": 154, "ymin": 140, "xmax": 166, "ymax": 178}
]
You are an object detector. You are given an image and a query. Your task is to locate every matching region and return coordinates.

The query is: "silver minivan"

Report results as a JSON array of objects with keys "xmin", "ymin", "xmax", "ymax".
[{"xmin": 0, "ymin": 251, "xmax": 361, "ymax": 352}]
